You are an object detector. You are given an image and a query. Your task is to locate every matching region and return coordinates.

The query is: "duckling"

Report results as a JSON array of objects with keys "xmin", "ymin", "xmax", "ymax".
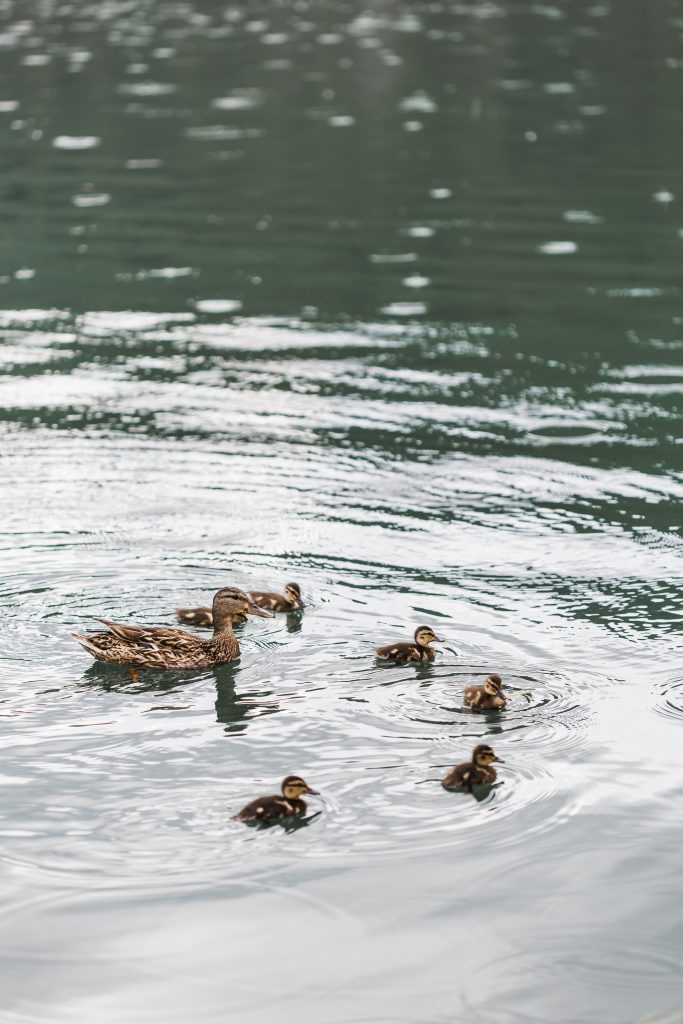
[
  {"xmin": 177, "ymin": 582, "xmax": 303, "ymax": 628},
  {"xmin": 463, "ymin": 673, "xmax": 506, "ymax": 711},
  {"xmin": 442, "ymin": 744, "xmax": 504, "ymax": 791},
  {"xmin": 232, "ymin": 775, "xmax": 319, "ymax": 824},
  {"xmin": 70, "ymin": 587, "xmax": 272, "ymax": 670},
  {"xmin": 374, "ymin": 625, "xmax": 443, "ymax": 662},
  {"xmin": 251, "ymin": 582, "xmax": 303, "ymax": 613}
]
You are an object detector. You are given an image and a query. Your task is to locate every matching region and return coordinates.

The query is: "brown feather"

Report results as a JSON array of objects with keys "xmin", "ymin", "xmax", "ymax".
[
  {"xmin": 463, "ymin": 679, "xmax": 507, "ymax": 711},
  {"xmin": 374, "ymin": 642, "xmax": 433, "ymax": 662},
  {"xmin": 70, "ymin": 589, "xmax": 256, "ymax": 669},
  {"xmin": 233, "ymin": 794, "xmax": 307, "ymax": 823}
]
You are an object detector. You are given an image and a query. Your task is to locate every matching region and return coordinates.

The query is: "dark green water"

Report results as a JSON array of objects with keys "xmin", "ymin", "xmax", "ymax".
[{"xmin": 1, "ymin": 1, "xmax": 682, "ymax": 1021}]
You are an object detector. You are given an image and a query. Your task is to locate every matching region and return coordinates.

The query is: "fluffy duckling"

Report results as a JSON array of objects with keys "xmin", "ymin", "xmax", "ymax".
[
  {"xmin": 70, "ymin": 587, "xmax": 272, "ymax": 670},
  {"xmin": 442, "ymin": 744, "xmax": 504, "ymax": 791},
  {"xmin": 251, "ymin": 582, "xmax": 304, "ymax": 613},
  {"xmin": 463, "ymin": 673, "xmax": 506, "ymax": 711},
  {"xmin": 177, "ymin": 582, "xmax": 303, "ymax": 628},
  {"xmin": 232, "ymin": 775, "xmax": 319, "ymax": 824},
  {"xmin": 374, "ymin": 625, "xmax": 443, "ymax": 662}
]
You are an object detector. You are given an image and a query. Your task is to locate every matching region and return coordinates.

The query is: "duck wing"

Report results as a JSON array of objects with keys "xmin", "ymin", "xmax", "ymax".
[
  {"xmin": 442, "ymin": 763, "xmax": 471, "ymax": 789},
  {"xmin": 463, "ymin": 685, "xmax": 482, "ymax": 706},
  {"xmin": 94, "ymin": 618, "xmax": 203, "ymax": 652},
  {"xmin": 233, "ymin": 794, "xmax": 300, "ymax": 822},
  {"xmin": 374, "ymin": 642, "xmax": 418, "ymax": 661}
]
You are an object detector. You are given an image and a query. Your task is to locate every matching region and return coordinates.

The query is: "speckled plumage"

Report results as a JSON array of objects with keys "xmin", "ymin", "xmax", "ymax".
[
  {"xmin": 70, "ymin": 587, "xmax": 271, "ymax": 670},
  {"xmin": 463, "ymin": 673, "xmax": 506, "ymax": 710},
  {"xmin": 374, "ymin": 625, "xmax": 443, "ymax": 662},
  {"xmin": 233, "ymin": 775, "xmax": 318, "ymax": 824}
]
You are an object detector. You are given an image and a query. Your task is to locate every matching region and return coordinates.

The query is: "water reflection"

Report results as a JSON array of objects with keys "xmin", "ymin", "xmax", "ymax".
[
  {"xmin": 214, "ymin": 675, "xmax": 282, "ymax": 735},
  {"xmin": 0, "ymin": 1, "xmax": 682, "ymax": 1022}
]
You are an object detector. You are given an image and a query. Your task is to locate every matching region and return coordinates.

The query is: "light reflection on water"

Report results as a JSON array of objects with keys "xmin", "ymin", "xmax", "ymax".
[{"xmin": 0, "ymin": 0, "xmax": 682, "ymax": 1022}]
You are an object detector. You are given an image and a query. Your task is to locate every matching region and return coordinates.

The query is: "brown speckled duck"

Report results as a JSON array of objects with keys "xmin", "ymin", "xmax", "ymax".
[
  {"xmin": 463, "ymin": 673, "xmax": 506, "ymax": 711},
  {"xmin": 177, "ymin": 582, "xmax": 303, "ymax": 627},
  {"xmin": 70, "ymin": 587, "xmax": 272, "ymax": 670},
  {"xmin": 374, "ymin": 625, "xmax": 443, "ymax": 662},
  {"xmin": 442, "ymin": 744, "xmax": 504, "ymax": 791},
  {"xmin": 232, "ymin": 775, "xmax": 319, "ymax": 824}
]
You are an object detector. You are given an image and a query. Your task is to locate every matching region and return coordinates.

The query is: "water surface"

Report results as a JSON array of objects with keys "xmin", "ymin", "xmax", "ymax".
[{"xmin": 0, "ymin": 2, "xmax": 682, "ymax": 1022}]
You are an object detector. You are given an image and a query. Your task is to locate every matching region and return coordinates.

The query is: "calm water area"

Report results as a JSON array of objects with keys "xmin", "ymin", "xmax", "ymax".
[{"xmin": 0, "ymin": 1, "xmax": 682, "ymax": 1021}]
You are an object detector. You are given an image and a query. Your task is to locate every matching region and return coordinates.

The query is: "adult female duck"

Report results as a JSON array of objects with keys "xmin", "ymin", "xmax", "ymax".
[{"xmin": 70, "ymin": 587, "xmax": 272, "ymax": 669}]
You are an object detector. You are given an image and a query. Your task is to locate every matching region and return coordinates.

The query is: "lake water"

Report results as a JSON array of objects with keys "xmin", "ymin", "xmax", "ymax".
[{"xmin": 0, "ymin": 1, "xmax": 682, "ymax": 1021}]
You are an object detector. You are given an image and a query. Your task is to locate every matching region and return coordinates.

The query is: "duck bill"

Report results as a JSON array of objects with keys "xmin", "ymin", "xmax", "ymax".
[
  {"xmin": 434, "ymin": 636, "xmax": 445, "ymax": 643},
  {"xmin": 493, "ymin": 756, "xmax": 505, "ymax": 763},
  {"xmin": 247, "ymin": 603, "xmax": 274, "ymax": 618},
  {"xmin": 304, "ymin": 786, "xmax": 319, "ymax": 795}
]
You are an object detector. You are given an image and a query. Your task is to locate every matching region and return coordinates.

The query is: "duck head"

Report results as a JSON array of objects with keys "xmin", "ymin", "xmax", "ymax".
[
  {"xmin": 483, "ymin": 673, "xmax": 503, "ymax": 697},
  {"xmin": 414, "ymin": 625, "xmax": 444, "ymax": 648},
  {"xmin": 472, "ymin": 743, "xmax": 504, "ymax": 767},
  {"xmin": 212, "ymin": 587, "xmax": 274, "ymax": 628},
  {"xmin": 281, "ymin": 775, "xmax": 319, "ymax": 799},
  {"xmin": 283, "ymin": 582, "xmax": 303, "ymax": 609}
]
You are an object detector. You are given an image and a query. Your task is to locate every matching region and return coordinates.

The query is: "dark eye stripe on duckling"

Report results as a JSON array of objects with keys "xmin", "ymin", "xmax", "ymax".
[
  {"xmin": 441, "ymin": 744, "xmax": 504, "ymax": 790},
  {"xmin": 233, "ymin": 776, "xmax": 318, "ymax": 824},
  {"xmin": 374, "ymin": 625, "xmax": 443, "ymax": 662}
]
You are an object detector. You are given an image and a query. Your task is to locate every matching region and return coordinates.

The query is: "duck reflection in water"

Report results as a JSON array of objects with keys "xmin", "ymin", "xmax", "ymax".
[
  {"xmin": 214, "ymin": 671, "xmax": 284, "ymax": 736},
  {"xmin": 79, "ymin": 660, "xmax": 208, "ymax": 696}
]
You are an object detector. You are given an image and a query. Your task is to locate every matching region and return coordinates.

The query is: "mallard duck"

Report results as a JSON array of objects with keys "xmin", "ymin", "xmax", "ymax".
[
  {"xmin": 463, "ymin": 673, "xmax": 506, "ymax": 710},
  {"xmin": 177, "ymin": 582, "xmax": 303, "ymax": 627},
  {"xmin": 70, "ymin": 587, "xmax": 272, "ymax": 670},
  {"xmin": 232, "ymin": 775, "xmax": 319, "ymax": 824},
  {"xmin": 374, "ymin": 625, "xmax": 443, "ymax": 662},
  {"xmin": 442, "ymin": 743, "xmax": 504, "ymax": 791}
]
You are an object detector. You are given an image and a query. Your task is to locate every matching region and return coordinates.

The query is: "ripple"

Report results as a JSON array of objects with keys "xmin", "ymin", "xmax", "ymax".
[
  {"xmin": 537, "ymin": 240, "xmax": 578, "ymax": 254},
  {"xmin": 52, "ymin": 135, "xmax": 100, "ymax": 150},
  {"xmin": 71, "ymin": 192, "xmax": 111, "ymax": 208},
  {"xmin": 653, "ymin": 674, "xmax": 683, "ymax": 722},
  {"xmin": 194, "ymin": 299, "xmax": 243, "ymax": 314},
  {"xmin": 464, "ymin": 940, "xmax": 683, "ymax": 1021},
  {"xmin": 381, "ymin": 301, "xmax": 427, "ymax": 316},
  {"xmin": 403, "ymin": 225, "xmax": 435, "ymax": 238},
  {"xmin": 212, "ymin": 90, "xmax": 264, "ymax": 111},
  {"xmin": 1, "ymin": 0, "xmax": 682, "ymax": 1012},
  {"xmin": 328, "ymin": 114, "xmax": 355, "ymax": 127},
  {"xmin": 117, "ymin": 81, "xmax": 175, "ymax": 96},
  {"xmin": 399, "ymin": 91, "xmax": 437, "ymax": 113},
  {"xmin": 402, "ymin": 274, "xmax": 430, "ymax": 288},
  {"xmin": 370, "ymin": 252, "xmax": 418, "ymax": 263}
]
